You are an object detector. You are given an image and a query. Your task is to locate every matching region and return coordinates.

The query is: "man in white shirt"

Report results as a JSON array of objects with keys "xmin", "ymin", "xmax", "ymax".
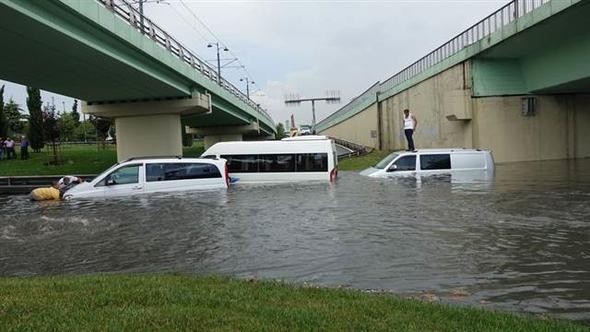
[{"xmin": 403, "ymin": 109, "xmax": 418, "ymax": 152}]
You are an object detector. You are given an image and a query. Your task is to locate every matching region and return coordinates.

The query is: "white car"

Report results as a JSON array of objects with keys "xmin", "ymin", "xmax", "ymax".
[
  {"xmin": 360, "ymin": 148, "xmax": 494, "ymax": 177},
  {"xmin": 64, "ymin": 157, "xmax": 229, "ymax": 199}
]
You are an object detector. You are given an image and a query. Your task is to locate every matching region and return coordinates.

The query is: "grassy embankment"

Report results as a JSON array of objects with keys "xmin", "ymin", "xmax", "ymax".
[
  {"xmin": 0, "ymin": 143, "xmax": 204, "ymax": 176},
  {"xmin": 338, "ymin": 150, "xmax": 392, "ymax": 171},
  {"xmin": 0, "ymin": 274, "xmax": 586, "ymax": 331}
]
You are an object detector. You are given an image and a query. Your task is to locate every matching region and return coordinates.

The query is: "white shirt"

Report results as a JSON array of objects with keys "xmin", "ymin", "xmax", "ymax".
[{"xmin": 403, "ymin": 113, "xmax": 415, "ymax": 130}]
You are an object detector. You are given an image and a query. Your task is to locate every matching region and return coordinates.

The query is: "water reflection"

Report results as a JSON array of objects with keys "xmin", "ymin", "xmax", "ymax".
[{"xmin": 1, "ymin": 158, "xmax": 589, "ymax": 322}]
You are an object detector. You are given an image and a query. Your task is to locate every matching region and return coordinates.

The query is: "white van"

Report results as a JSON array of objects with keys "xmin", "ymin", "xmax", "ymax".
[
  {"xmin": 201, "ymin": 136, "xmax": 338, "ymax": 183},
  {"xmin": 64, "ymin": 157, "xmax": 229, "ymax": 199},
  {"xmin": 360, "ymin": 149, "xmax": 494, "ymax": 178}
]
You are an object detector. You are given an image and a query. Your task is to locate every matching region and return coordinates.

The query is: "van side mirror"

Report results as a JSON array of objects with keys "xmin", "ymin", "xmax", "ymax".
[
  {"xmin": 387, "ymin": 164, "xmax": 398, "ymax": 172},
  {"xmin": 105, "ymin": 177, "xmax": 116, "ymax": 186}
]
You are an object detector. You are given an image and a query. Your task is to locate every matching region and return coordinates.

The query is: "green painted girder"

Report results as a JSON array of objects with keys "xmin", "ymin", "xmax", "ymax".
[
  {"xmin": 0, "ymin": 0, "xmax": 275, "ymax": 132},
  {"xmin": 473, "ymin": 0, "xmax": 590, "ymax": 96}
]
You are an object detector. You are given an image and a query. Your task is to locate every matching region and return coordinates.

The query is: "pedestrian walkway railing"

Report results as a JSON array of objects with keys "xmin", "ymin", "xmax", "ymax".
[
  {"xmin": 380, "ymin": 0, "xmax": 552, "ymax": 93},
  {"xmin": 96, "ymin": 0, "xmax": 273, "ymax": 124}
]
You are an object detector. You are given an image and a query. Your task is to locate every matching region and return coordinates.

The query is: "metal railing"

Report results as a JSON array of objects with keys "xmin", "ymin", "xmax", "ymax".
[
  {"xmin": 97, "ymin": 0, "xmax": 273, "ymax": 124},
  {"xmin": 380, "ymin": 0, "xmax": 552, "ymax": 93}
]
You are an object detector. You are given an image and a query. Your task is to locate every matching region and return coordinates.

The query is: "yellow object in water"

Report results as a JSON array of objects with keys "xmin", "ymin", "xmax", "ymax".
[{"xmin": 30, "ymin": 187, "xmax": 61, "ymax": 201}]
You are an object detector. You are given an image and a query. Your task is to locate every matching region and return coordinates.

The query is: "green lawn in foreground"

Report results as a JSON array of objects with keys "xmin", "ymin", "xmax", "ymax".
[
  {"xmin": 338, "ymin": 150, "xmax": 393, "ymax": 171},
  {"xmin": 0, "ymin": 143, "xmax": 205, "ymax": 176},
  {"xmin": 0, "ymin": 275, "xmax": 585, "ymax": 332}
]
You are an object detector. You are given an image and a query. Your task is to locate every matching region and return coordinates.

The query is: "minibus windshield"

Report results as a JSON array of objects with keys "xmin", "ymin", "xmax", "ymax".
[{"xmin": 374, "ymin": 153, "xmax": 399, "ymax": 169}]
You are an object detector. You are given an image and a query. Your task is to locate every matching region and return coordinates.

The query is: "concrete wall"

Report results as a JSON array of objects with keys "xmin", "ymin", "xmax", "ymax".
[
  {"xmin": 321, "ymin": 59, "xmax": 590, "ymax": 163},
  {"xmin": 321, "ymin": 103, "xmax": 378, "ymax": 148},
  {"xmin": 473, "ymin": 94, "xmax": 590, "ymax": 163},
  {"xmin": 380, "ymin": 63, "xmax": 473, "ymax": 151}
]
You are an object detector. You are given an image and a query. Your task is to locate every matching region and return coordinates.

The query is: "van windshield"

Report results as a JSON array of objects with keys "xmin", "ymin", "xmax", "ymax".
[{"xmin": 375, "ymin": 153, "xmax": 399, "ymax": 169}]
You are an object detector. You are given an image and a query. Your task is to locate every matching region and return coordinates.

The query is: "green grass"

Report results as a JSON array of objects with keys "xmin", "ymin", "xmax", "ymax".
[
  {"xmin": 0, "ymin": 143, "xmax": 205, "ymax": 176},
  {"xmin": 338, "ymin": 150, "xmax": 393, "ymax": 171},
  {"xmin": 0, "ymin": 275, "xmax": 586, "ymax": 331}
]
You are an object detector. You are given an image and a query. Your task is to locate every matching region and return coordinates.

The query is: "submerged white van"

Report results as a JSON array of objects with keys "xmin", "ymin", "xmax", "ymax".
[
  {"xmin": 64, "ymin": 157, "xmax": 229, "ymax": 199},
  {"xmin": 201, "ymin": 136, "xmax": 338, "ymax": 183},
  {"xmin": 360, "ymin": 149, "xmax": 494, "ymax": 178}
]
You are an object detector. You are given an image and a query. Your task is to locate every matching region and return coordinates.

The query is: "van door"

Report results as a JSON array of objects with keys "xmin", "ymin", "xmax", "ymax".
[
  {"xmin": 99, "ymin": 164, "xmax": 144, "ymax": 197},
  {"xmin": 419, "ymin": 154, "xmax": 451, "ymax": 175},
  {"xmin": 386, "ymin": 155, "xmax": 416, "ymax": 176}
]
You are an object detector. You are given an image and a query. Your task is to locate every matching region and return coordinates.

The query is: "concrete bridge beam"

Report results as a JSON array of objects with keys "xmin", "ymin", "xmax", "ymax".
[
  {"xmin": 83, "ymin": 92, "xmax": 211, "ymax": 161},
  {"xmin": 188, "ymin": 123, "xmax": 262, "ymax": 149}
]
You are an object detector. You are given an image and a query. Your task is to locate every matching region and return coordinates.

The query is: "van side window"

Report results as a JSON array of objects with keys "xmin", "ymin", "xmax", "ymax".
[
  {"xmin": 420, "ymin": 154, "xmax": 451, "ymax": 170},
  {"xmin": 97, "ymin": 164, "xmax": 140, "ymax": 186},
  {"xmin": 296, "ymin": 153, "xmax": 328, "ymax": 172},
  {"xmin": 390, "ymin": 156, "xmax": 416, "ymax": 171},
  {"xmin": 222, "ymin": 155, "xmax": 259, "ymax": 173},
  {"xmin": 259, "ymin": 154, "xmax": 295, "ymax": 172},
  {"xmin": 146, "ymin": 163, "xmax": 221, "ymax": 181}
]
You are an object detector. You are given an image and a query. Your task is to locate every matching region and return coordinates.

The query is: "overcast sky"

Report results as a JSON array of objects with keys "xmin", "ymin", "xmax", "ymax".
[{"xmin": 1, "ymin": 0, "xmax": 504, "ymax": 126}]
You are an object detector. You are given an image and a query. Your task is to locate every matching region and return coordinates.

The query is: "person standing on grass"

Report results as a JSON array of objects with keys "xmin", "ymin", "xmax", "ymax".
[
  {"xmin": 20, "ymin": 136, "xmax": 29, "ymax": 160},
  {"xmin": 5, "ymin": 137, "xmax": 16, "ymax": 159},
  {"xmin": 0, "ymin": 137, "xmax": 4, "ymax": 160},
  {"xmin": 403, "ymin": 109, "xmax": 418, "ymax": 152}
]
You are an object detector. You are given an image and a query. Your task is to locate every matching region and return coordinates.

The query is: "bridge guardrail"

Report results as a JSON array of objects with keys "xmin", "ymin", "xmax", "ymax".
[
  {"xmin": 97, "ymin": 0, "xmax": 273, "ymax": 125},
  {"xmin": 380, "ymin": 0, "xmax": 552, "ymax": 93}
]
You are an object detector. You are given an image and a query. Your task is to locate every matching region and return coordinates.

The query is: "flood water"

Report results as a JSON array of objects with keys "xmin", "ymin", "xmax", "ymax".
[{"xmin": 1, "ymin": 158, "xmax": 590, "ymax": 322}]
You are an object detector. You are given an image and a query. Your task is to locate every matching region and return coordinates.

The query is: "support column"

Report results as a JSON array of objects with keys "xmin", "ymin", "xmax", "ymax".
[
  {"xmin": 83, "ymin": 91, "xmax": 211, "ymax": 161},
  {"xmin": 116, "ymin": 114, "xmax": 182, "ymax": 161}
]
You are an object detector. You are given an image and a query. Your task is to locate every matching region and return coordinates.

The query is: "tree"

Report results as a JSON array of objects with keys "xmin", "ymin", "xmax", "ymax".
[
  {"xmin": 27, "ymin": 87, "xmax": 44, "ymax": 152},
  {"xmin": 0, "ymin": 85, "xmax": 7, "ymax": 137},
  {"xmin": 275, "ymin": 122, "xmax": 286, "ymax": 140},
  {"xmin": 89, "ymin": 115, "xmax": 112, "ymax": 149},
  {"xmin": 71, "ymin": 99, "xmax": 80, "ymax": 124},
  {"xmin": 58, "ymin": 112, "xmax": 77, "ymax": 142},
  {"xmin": 74, "ymin": 121, "xmax": 95, "ymax": 142},
  {"xmin": 43, "ymin": 104, "xmax": 61, "ymax": 164},
  {"xmin": 4, "ymin": 99, "xmax": 25, "ymax": 137}
]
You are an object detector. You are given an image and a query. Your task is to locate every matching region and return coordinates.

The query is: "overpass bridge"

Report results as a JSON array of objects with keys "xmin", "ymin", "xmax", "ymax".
[
  {"xmin": 0, "ymin": 0, "xmax": 275, "ymax": 160},
  {"xmin": 317, "ymin": 0, "xmax": 590, "ymax": 163}
]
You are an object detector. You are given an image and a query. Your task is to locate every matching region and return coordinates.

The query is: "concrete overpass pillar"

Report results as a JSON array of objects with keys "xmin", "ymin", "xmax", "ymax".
[
  {"xmin": 115, "ymin": 114, "xmax": 182, "ymax": 161},
  {"xmin": 83, "ymin": 92, "xmax": 211, "ymax": 161}
]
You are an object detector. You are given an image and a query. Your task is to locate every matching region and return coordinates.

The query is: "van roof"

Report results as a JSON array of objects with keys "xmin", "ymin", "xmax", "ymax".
[
  {"xmin": 396, "ymin": 148, "xmax": 490, "ymax": 154},
  {"xmin": 282, "ymin": 135, "xmax": 329, "ymax": 141}
]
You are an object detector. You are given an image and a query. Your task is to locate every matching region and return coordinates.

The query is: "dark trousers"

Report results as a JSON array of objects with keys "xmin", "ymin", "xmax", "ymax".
[
  {"xmin": 7, "ymin": 147, "xmax": 16, "ymax": 159},
  {"xmin": 20, "ymin": 147, "xmax": 28, "ymax": 160},
  {"xmin": 404, "ymin": 129, "xmax": 415, "ymax": 151}
]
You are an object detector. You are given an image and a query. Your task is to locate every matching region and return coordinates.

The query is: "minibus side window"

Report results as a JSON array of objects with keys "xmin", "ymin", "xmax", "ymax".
[
  {"xmin": 420, "ymin": 154, "xmax": 451, "ymax": 170},
  {"xmin": 221, "ymin": 155, "xmax": 259, "ymax": 173},
  {"xmin": 259, "ymin": 154, "xmax": 296, "ymax": 172},
  {"xmin": 296, "ymin": 153, "xmax": 328, "ymax": 172},
  {"xmin": 388, "ymin": 156, "xmax": 416, "ymax": 172}
]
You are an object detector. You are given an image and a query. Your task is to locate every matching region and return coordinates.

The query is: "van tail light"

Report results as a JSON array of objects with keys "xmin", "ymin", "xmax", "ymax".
[
  {"xmin": 330, "ymin": 168, "xmax": 337, "ymax": 182},
  {"xmin": 225, "ymin": 162, "xmax": 230, "ymax": 187}
]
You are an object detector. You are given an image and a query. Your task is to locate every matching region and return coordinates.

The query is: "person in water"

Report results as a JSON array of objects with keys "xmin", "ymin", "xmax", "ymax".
[{"xmin": 30, "ymin": 181, "xmax": 61, "ymax": 201}]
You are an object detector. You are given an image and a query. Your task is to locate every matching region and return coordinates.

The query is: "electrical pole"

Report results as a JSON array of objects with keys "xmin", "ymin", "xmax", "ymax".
[{"xmin": 284, "ymin": 93, "xmax": 340, "ymax": 134}]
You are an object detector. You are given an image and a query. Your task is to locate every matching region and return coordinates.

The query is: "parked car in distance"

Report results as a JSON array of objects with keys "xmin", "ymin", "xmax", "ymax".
[
  {"xmin": 64, "ymin": 157, "xmax": 229, "ymax": 199},
  {"xmin": 299, "ymin": 126, "xmax": 312, "ymax": 135},
  {"xmin": 360, "ymin": 148, "xmax": 494, "ymax": 178}
]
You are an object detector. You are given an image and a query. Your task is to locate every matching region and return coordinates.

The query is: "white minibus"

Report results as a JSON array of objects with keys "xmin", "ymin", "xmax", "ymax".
[
  {"xmin": 360, "ymin": 148, "xmax": 494, "ymax": 178},
  {"xmin": 201, "ymin": 136, "xmax": 338, "ymax": 183}
]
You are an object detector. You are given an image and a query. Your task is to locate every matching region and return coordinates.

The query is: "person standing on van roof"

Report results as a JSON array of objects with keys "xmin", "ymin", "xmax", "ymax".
[{"xmin": 403, "ymin": 109, "xmax": 417, "ymax": 152}]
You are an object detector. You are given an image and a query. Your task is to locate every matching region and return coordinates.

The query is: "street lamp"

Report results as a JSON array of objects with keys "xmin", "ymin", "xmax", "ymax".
[
  {"xmin": 207, "ymin": 42, "xmax": 229, "ymax": 83},
  {"xmin": 239, "ymin": 77, "xmax": 255, "ymax": 99}
]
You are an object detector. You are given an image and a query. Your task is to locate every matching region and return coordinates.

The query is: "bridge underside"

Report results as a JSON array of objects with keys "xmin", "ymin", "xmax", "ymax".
[{"xmin": 473, "ymin": 0, "xmax": 590, "ymax": 96}]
